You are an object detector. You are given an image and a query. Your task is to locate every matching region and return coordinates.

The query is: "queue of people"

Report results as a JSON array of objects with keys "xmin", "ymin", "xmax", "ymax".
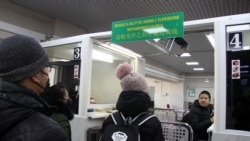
[
  {"xmin": 0, "ymin": 34, "xmax": 214, "ymax": 141},
  {"xmin": 43, "ymin": 83, "xmax": 75, "ymax": 141}
]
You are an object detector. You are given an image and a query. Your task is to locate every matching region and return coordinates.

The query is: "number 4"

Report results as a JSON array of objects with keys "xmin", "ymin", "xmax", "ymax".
[{"xmin": 229, "ymin": 32, "xmax": 242, "ymax": 49}]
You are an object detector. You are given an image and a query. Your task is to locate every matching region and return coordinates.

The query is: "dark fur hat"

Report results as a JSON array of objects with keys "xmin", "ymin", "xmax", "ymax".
[{"xmin": 0, "ymin": 35, "xmax": 49, "ymax": 82}]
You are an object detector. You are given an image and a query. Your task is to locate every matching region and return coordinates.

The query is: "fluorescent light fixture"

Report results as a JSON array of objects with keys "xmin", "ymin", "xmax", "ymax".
[
  {"xmin": 186, "ymin": 62, "xmax": 199, "ymax": 65},
  {"xmin": 92, "ymin": 49, "xmax": 113, "ymax": 63},
  {"xmin": 180, "ymin": 53, "xmax": 191, "ymax": 57},
  {"xmin": 205, "ymin": 78, "xmax": 209, "ymax": 83},
  {"xmin": 243, "ymin": 46, "xmax": 250, "ymax": 50},
  {"xmin": 153, "ymin": 38, "xmax": 160, "ymax": 42},
  {"xmin": 193, "ymin": 68, "xmax": 204, "ymax": 71},
  {"xmin": 205, "ymin": 33, "xmax": 215, "ymax": 48},
  {"xmin": 106, "ymin": 43, "xmax": 142, "ymax": 58},
  {"xmin": 143, "ymin": 27, "xmax": 168, "ymax": 34},
  {"xmin": 227, "ymin": 24, "xmax": 250, "ymax": 32}
]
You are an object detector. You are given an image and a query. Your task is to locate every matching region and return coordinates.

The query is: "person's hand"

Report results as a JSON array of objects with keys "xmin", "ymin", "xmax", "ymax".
[
  {"xmin": 210, "ymin": 116, "xmax": 214, "ymax": 123},
  {"xmin": 210, "ymin": 110, "xmax": 214, "ymax": 117}
]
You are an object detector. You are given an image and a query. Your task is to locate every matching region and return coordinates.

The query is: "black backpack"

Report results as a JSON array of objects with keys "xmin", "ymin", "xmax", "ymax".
[{"xmin": 99, "ymin": 111, "xmax": 156, "ymax": 141}]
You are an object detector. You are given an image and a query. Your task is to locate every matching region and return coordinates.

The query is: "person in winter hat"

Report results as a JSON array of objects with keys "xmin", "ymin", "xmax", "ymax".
[
  {"xmin": 43, "ymin": 83, "xmax": 75, "ymax": 141},
  {"xmin": 99, "ymin": 63, "xmax": 164, "ymax": 141},
  {"xmin": 0, "ymin": 35, "xmax": 67, "ymax": 141}
]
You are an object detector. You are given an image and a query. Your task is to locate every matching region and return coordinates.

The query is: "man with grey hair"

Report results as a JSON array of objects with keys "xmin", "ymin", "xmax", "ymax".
[{"xmin": 0, "ymin": 35, "xmax": 68, "ymax": 141}]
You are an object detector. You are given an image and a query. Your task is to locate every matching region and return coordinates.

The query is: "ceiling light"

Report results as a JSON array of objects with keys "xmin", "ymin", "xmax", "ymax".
[
  {"xmin": 143, "ymin": 27, "xmax": 168, "ymax": 34},
  {"xmin": 103, "ymin": 42, "xmax": 142, "ymax": 58},
  {"xmin": 109, "ymin": 43, "xmax": 142, "ymax": 58},
  {"xmin": 180, "ymin": 53, "xmax": 191, "ymax": 57},
  {"xmin": 205, "ymin": 33, "xmax": 215, "ymax": 48},
  {"xmin": 186, "ymin": 62, "xmax": 199, "ymax": 65},
  {"xmin": 243, "ymin": 46, "xmax": 250, "ymax": 50},
  {"xmin": 193, "ymin": 68, "xmax": 204, "ymax": 71},
  {"xmin": 227, "ymin": 24, "xmax": 250, "ymax": 32},
  {"xmin": 92, "ymin": 49, "xmax": 113, "ymax": 63},
  {"xmin": 205, "ymin": 78, "xmax": 209, "ymax": 83},
  {"xmin": 153, "ymin": 38, "xmax": 160, "ymax": 42}
]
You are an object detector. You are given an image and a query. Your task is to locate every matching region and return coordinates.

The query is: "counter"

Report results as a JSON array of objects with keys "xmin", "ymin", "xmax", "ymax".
[{"xmin": 87, "ymin": 104, "xmax": 116, "ymax": 119}]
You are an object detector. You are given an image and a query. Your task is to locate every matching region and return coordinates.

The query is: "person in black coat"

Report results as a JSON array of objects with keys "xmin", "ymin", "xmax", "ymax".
[
  {"xmin": 186, "ymin": 91, "xmax": 214, "ymax": 141},
  {"xmin": 0, "ymin": 35, "xmax": 67, "ymax": 141},
  {"xmin": 99, "ymin": 63, "xmax": 164, "ymax": 141},
  {"xmin": 43, "ymin": 83, "xmax": 74, "ymax": 141}
]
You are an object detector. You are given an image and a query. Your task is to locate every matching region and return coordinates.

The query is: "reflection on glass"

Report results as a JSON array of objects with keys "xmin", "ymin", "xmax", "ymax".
[
  {"xmin": 44, "ymin": 42, "xmax": 81, "ymax": 114},
  {"xmin": 226, "ymin": 25, "xmax": 250, "ymax": 131},
  {"xmin": 91, "ymin": 44, "xmax": 133, "ymax": 104}
]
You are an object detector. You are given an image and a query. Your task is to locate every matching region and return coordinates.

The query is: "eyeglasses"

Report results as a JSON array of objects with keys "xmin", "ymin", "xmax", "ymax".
[
  {"xmin": 40, "ymin": 71, "xmax": 49, "ymax": 76},
  {"xmin": 45, "ymin": 64, "xmax": 52, "ymax": 72},
  {"xmin": 40, "ymin": 64, "xmax": 52, "ymax": 76}
]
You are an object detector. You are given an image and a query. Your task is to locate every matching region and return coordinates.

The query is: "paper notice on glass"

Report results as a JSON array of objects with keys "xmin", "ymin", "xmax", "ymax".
[{"xmin": 232, "ymin": 60, "xmax": 240, "ymax": 79}]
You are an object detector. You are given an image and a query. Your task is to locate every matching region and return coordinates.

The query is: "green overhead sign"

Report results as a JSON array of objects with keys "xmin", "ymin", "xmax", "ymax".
[{"xmin": 112, "ymin": 12, "xmax": 184, "ymax": 43}]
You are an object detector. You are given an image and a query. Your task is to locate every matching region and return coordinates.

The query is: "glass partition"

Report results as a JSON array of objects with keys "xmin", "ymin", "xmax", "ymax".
[
  {"xmin": 44, "ymin": 40, "xmax": 135, "ymax": 112},
  {"xmin": 44, "ymin": 42, "xmax": 82, "ymax": 114},
  {"xmin": 91, "ymin": 43, "xmax": 133, "ymax": 104},
  {"xmin": 226, "ymin": 24, "xmax": 250, "ymax": 130}
]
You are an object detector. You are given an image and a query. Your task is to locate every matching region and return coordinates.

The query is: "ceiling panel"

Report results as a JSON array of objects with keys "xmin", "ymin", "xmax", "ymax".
[
  {"xmin": 10, "ymin": 0, "xmax": 250, "ymax": 33},
  {"xmin": 8, "ymin": 0, "xmax": 250, "ymax": 76}
]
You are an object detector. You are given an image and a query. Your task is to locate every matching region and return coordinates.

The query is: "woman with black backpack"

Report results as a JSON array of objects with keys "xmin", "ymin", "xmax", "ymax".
[{"xmin": 99, "ymin": 63, "xmax": 164, "ymax": 141}]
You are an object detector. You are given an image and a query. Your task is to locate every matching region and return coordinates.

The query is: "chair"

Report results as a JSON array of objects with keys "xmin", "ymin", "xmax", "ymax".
[
  {"xmin": 161, "ymin": 121, "xmax": 193, "ymax": 141},
  {"xmin": 154, "ymin": 108, "xmax": 178, "ymax": 122}
]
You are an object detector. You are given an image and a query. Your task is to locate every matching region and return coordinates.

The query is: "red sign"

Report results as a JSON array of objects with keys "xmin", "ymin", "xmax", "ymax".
[
  {"xmin": 232, "ymin": 60, "xmax": 240, "ymax": 79},
  {"xmin": 74, "ymin": 65, "xmax": 79, "ymax": 79}
]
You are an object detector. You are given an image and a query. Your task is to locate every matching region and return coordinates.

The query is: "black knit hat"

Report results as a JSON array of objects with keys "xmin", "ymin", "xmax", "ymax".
[{"xmin": 0, "ymin": 35, "xmax": 49, "ymax": 82}]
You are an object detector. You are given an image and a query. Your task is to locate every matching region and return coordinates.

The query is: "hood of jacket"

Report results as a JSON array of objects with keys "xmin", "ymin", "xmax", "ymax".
[
  {"xmin": 116, "ymin": 90, "xmax": 151, "ymax": 117},
  {"xmin": 52, "ymin": 102, "xmax": 74, "ymax": 120},
  {"xmin": 0, "ymin": 81, "xmax": 50, "ymax": 135}
]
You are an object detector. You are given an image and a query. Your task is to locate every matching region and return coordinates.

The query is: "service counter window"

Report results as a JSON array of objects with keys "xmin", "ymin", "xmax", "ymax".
[
  {"xmin": 226, "ymin": 24, "xmax": 250, "ymax": 130},
  {"xmin": 44, "ymin": 42, "xmax": 82, "ymax": 114},
  {"xmin": 41, "ymin": 34, "xmax": 142, "ymax": 117},
  {"xmin": 90, "ymin": 43, "xmax": 133, "ymax": 112}
]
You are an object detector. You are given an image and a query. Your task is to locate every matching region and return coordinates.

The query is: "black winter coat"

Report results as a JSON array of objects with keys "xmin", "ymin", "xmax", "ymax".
[
  {"xmin": 100, "ymin": 90, "xmax": 164, "ymax": 141},
  {"xmin": 50, "ymin": 103, "xmax": 74, "ymax": 141},
  {"xmin": 187, "ymin": 100, "xmax": 213, "ymax": 141},
  {"xmin": 0, "ymin": 82, "xmax": 68, "ymax": 141}
]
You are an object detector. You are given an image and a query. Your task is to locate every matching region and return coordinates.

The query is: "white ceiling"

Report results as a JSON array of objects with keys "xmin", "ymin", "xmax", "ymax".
[{"xmin": 8, "ymin": 0, "xmax": 250, "ymax": 76}]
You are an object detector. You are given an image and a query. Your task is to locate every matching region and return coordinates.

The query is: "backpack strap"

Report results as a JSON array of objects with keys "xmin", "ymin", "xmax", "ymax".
[
  {"xmin": 111, "ymin": 111, "xmax": 156, "ymax": 126},
  {"xmin": 133, "ymin": 113, "xmax": 156, "ymax": 126},
  {"xmin": 138, "ymin": 114, "xmax": 156, "ymax": 126},
  {"xmin": 111, "ymin": 111, "xmax": 124, "ymax": 125}
]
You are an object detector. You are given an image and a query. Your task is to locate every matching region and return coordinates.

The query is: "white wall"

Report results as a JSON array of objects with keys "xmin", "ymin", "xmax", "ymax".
[
  {"xmin": 54, "ymin": 19, "xmax": 86, "ymax": 37},
  {"xmin": 184, "ymin": 77, "xmax": 214, "ymax": 100},
  {"xmin": 0, "ymin": 3, "xmax": 51, "ymax": 35},
  {"xmin": 91, "ymin": 61, "xmax": 121, "ymax": 104},
  {"xmin": 146, "ymin": 77, "xmax": 185, "ymax": 110},
  {"xmin": 70, "ymin": 116, "xmax": 103, "ymax": 141},
  {"xmin": 183, "ymin": 77, "xmax": 214, "ymax": 108},
  {"xmin": 0, "ymin": 1, "xmax": 86, "ymax": 39}
]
